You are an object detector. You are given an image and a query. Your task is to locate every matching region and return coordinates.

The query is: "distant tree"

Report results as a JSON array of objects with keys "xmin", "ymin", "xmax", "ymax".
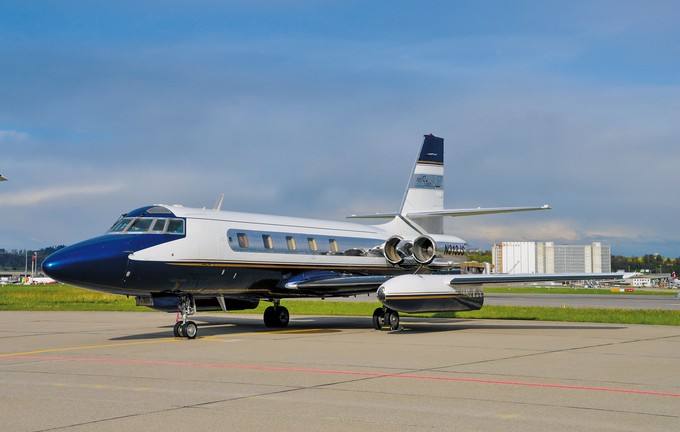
[{"xmin": 466, "ymin": 250, "xmax": 492, "ymax": 263}]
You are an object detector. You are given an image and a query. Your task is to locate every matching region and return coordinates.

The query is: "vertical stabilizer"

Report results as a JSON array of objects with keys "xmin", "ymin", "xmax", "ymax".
[{"xmin": 398, "ymin": 134, "xmax": 445, "ymax": 233}]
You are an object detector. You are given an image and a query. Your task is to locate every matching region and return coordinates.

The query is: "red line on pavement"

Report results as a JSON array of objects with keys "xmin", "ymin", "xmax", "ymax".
[{"xmin": 11, "ymin": 355, "xmax": 680, "ymax": 398}]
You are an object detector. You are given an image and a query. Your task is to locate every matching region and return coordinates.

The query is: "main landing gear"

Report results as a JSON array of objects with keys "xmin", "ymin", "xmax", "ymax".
[
  {"xmin": 373, "ymin": 307, "xmax": 400, "ymax": 331},
  {"xmin": 173, "ymin": 295, "xmax": 198, "ymax": 339},
  {"xmin": 263, "ymin": 300, "xmax": 290, "ymax": 328}
]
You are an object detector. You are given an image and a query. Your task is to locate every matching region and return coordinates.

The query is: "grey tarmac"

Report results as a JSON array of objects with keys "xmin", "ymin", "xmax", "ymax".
[{"xmin": 1, "ymin": 311, "xmax": 679, "ymax": 432}]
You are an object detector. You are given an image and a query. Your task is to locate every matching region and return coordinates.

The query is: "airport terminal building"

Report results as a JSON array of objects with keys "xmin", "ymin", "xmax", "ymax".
[{"xmin": 492, "ymin": 242, "xmax": 612, "ymax": 274}]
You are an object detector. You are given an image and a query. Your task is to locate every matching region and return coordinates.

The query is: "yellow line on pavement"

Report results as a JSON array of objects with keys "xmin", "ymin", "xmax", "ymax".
[{"xmin": 0, "ymin": 338, "xmax": 180, "ymax": 358}]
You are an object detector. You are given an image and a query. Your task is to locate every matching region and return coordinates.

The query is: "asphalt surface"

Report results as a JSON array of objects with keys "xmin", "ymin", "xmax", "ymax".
[
  {"xmin": 1, "ymin": 311, "xmax": 679, "ymax": 432},
  {"xmin": 486, "ymin": 293, "xmax": 680, "ymax": 310}
]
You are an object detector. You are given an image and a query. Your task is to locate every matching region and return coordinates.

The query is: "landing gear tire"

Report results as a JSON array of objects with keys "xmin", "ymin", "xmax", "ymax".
[
  {"xmin": 183, "ymin": 321, "xmax": 198, "ymax": 339},
  {"xmin": 372, "ymin": 308, "xmax": 385, "ymax": 330},
  {"xmin": 264, "ymin": 305, "xmax": 290, "ymax": 328},
  {"xmin": 373, "ymin": 308, "xmax": 399, "ymax": 331},
  {"xmin": 173, "ymin": 322, "xmax": 183, "ymax": 337},
  {"xmin": 387, "ymin": 310, "xmax": 400, "ymax": 331}
]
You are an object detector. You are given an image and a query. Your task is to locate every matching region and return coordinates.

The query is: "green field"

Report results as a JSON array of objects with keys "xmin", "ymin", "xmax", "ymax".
[
  {"xmin": 1, "ymin": 284, "xmax": 678, "ymax": 326},
  {"xmin": 483, "ymin": 286, "xmax": 676, "ymax": 295}
]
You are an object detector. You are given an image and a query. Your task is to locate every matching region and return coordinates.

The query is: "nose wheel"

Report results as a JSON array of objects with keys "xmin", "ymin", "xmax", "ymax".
[{"xmin": 372, "ymin": 307, "xmax": 400, "ymax": 331}]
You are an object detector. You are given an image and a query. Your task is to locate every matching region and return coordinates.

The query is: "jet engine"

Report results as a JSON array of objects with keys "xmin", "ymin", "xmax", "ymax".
[
  {"xmin": 383, "ymin": 236, "xmax": 414, "ymax": 265},
  {"xmin": 412, "ymin": 234, "xmax": 467, "ymax": 265},
  {"xmin": 384, "ymin": 234, "xmax": 467, "ymax": 267}
]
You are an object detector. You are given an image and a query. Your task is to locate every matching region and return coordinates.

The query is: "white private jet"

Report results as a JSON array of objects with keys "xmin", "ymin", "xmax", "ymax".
[{"xmin": 43, "ymin": 134, "xmax": 621, "ymax": 338}]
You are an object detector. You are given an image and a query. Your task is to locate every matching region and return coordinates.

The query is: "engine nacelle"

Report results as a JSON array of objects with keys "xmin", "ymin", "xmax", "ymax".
[
  {"xmin": 383, "ymin": 236, "xmax": 414, "ymax": 265},
  {"xmin": 412, "ymin": 235, "xmax": 467, "ymax": 265},
  {"xmin": 384, "ymin": 234, "xmax": 467, "ymax": 267},
  {"xmin": 412, "ymin": 236, "xmax": 435, "ymax": 264}
]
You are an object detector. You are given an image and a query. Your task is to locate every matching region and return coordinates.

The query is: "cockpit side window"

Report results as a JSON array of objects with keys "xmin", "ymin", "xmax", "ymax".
[
  {"xmin": 128, "ymin": 218, "xmax": 153, "ymax": 232},
  {"xmin": 108, "ymin": 216, "xmax": 184, "ymax": 234},
  {"xmin": 108, "ymin": 217, "xmax": 134, "ymax": 232},
  {"xmin": 151, "ymin": 219, "xmax": 167, "ymax": 232}
]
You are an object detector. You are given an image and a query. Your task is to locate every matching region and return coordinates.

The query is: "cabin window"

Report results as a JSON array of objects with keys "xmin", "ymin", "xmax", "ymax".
[
  {"xmin": 237, "ymin": 233, "xmax": 249, "ymax": 248},
  {"xmin": 329, "ymin": 239, "xmax": 339, "ymax": 253},
  {"xmin": 262, "ymin": 234, "xmax": 273, "ymax": 249},
  {"xmin": 151, "ymin": 219, "xmax": 167, "ymax": 231},
  {"xmin": 167, "ymin": 219, "xmax": 185, "ymax": 234},
  {"xmin": 307, "ymin": 237, "xmax": 318, "ymax": 251},
  {"xmin": 286, "ymin": 236, "xmax": 297, "ymax": 250}
]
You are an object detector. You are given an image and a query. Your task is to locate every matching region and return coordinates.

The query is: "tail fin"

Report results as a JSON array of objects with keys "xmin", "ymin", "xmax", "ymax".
[
  {"xmin": 398, "ymin": 134, "xmax": 445, "ymax": 233},
  {"xmin": 347, "ymin": 133, "xmax": 550, "ymax": 234}
]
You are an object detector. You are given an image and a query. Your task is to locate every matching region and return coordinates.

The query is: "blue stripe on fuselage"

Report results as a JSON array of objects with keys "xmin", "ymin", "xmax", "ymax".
[{"xmin": 42, "ymin": 233, "xmax": 184, "ymax": 292}]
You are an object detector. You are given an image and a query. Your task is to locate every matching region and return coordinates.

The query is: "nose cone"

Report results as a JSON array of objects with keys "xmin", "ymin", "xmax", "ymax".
[{"xmin": 42, "ymin": 235, "xmax": 131, "ymax": 291}]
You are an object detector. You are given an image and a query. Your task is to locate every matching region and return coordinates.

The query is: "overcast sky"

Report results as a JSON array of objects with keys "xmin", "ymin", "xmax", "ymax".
[{"xmin": 1, "ymin": 1, "xmax": 679, "ymax": 257}]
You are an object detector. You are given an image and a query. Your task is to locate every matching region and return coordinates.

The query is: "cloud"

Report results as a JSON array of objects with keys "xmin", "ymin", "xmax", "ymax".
[
  {"xmin": 1, "ymin": 2, "xmax": 679, "ymax": 256},
  {"xmin": 0, "ymin": 183, "xmax": 122, "ymax": 206},
  {"xmin": 0, "ymin": 130, "xmax": 28, "ymax": 143}
]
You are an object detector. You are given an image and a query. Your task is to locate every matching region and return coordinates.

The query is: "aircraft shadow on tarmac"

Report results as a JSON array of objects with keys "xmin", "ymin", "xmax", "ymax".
[{"xmin": 109, "ymin": 315, "xmax": 625, "ymax": 341}]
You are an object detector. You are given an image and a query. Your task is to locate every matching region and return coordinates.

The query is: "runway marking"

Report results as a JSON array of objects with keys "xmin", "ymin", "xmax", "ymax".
[
  {"xmin": 0, "ymin": 338, "xmax": 180, "ymax": 358},
  {"xmin": 0, "ymin": 327, "xmax": 334, "ymax": 357},
  {"xmin": 6, "ymin": 354, "xmax": 680, "ymax": 399}
]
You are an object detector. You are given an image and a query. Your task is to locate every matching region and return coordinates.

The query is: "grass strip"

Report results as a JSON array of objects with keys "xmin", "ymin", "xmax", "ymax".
[
  {"xmin": 0, "ymin": 284, "xmax": 140, "ymax": 311},
  {"xmin": 483, "ymin": 287, "xmax": 676, "ymax": 295},
  {"xmin": 1, "ymin": 284, "xmax": 678, "ymax": 326}
]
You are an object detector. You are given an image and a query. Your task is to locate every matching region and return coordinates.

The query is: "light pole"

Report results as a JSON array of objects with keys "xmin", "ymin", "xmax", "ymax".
[{"xmin": 31, "ymin": 252, "xmax": 37, "ymax": 280}]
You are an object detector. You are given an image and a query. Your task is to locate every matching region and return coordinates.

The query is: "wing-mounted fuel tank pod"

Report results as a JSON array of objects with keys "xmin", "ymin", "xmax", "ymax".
[{"xmin": 377, "ymin": 274, "xmax": 484, "ymax": 313}]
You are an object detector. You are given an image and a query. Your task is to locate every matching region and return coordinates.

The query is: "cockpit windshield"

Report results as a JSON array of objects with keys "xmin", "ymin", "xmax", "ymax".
[{"xmin": 107, "ymin": 217, "xmax": 185, "ymax": 235}]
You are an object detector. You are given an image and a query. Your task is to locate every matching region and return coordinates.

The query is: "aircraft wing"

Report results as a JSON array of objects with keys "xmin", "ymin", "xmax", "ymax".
[
  {"xmin": 446, "ymin": 272, "xmax": 624, "ymax": 285},
  {"xmin": 279, "ymin": 270, "xmax": 623, "ymax": 297},
  {"xmin": 377, "ymin": 272, "xmax": 625, "ymax": 314}
]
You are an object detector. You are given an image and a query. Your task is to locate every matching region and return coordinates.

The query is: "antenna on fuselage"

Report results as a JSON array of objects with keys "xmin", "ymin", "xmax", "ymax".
[{"xmin": 213, "ymin": 194, "xmax": 224, "ymax": 211}]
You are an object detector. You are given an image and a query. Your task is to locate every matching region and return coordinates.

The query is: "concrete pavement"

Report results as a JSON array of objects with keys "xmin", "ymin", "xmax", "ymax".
[{"xmin": 1, "ymin": 311, "xmax": 679, "ymax": 431}]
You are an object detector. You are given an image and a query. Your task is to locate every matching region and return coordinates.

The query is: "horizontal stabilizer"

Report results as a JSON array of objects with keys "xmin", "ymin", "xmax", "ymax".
[
  {"xmin": 347, "ymin": 212, "xmax": 399, "ymax": 219},
  {"xmin": 348, "ymin": 205, "xmax": 550, "ymax": 219},
  {"xmin": 406, "ymin": 205, "xmax": 551, "ymax": 218}
]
